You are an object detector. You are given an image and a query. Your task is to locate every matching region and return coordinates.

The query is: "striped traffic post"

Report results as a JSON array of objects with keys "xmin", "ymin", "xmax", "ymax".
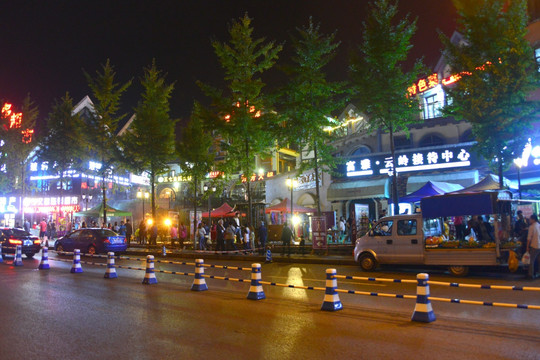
[
  {"xmin": 0, "ymin": 244, "xmax": 3, "ymax": 263},
  {"xmin": 191, "ymin": 258, "xmax": 208, "ymax": 291},
  {"xmin": 411, "ymin": 273, "xmax": 436, "ymax": 323},
  {"xmin": 142, "ymin": 255, "xmax": 158, "ymax": 284},
  {"xmin": 104, "ymin": 252, "xmax": 118, "ymax": 279},
  {"xmin": 265, "ymin": 249, "xmax": 272, "ymax": 263},
  {"xmin": 321, "ymin": 268, "xmax": 342, "ymax": 311},
  {"xmin": 247, "ymin": 263, "xmax": 265, "ymax": 300},
  {"xmin": 12, "ymin": 245, "xmax": 23, "ymax": 266},
  {"xmin": 38, "ymin": 246, "xmax": 50, "ymax": 270},
  {"xmin": 70, "ymin": 249, "xmax": 83, "ymax": 273}
]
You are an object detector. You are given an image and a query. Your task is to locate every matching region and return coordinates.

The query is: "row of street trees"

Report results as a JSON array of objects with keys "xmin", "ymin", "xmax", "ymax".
[{"xmin": 1, "ymin": 0, "xmax": 538, "ymax": 226}]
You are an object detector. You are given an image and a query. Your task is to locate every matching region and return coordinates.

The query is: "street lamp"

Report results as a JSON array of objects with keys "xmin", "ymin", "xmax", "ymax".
[
  {"xmin": 286, "ymin": 178, "xmax": 298, "ymax": 225},
  {"xmin": 203, "ymin": 184, "xmax": 216, "ymax": 237},
  {"xmin": 82, "ymin": 194, "xmax": 93, "ymax": 211},
  {"xmin": 514, "ymin": 158, "xmax": 523, "ymax": 200},
  {"xmin": 137, "ymin": 190, "xmax": 150, "ymax": 222}
]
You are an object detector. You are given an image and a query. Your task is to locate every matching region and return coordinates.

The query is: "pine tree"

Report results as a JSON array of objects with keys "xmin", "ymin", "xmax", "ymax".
[
  {"xmin": 350, "ymin": 0, "xmax": 425, "ymax": 212},
  {"xmin": 36, "ymin": 93, "xmax": 86, "ymax": 216},
  {"xmin": 440, "ymin": 0, "xmax": 539, "ymax": 188},
  {"xmin": 176, "ymin": 102, "xmax": 215, "ymax": 248},
  {"xmin": 84, "ymin": 60, "xmax": 131, "ymax": 223},
  {"xmin": 123, "ymin": 61, "xmax": 176, "ymax": 221},
  {"xmin": 199, "ymin": 13, "xmax": 282, "ymax": 225},
  {"xmin": 276, "ymin": 18, "xmax": 347, "ymax": 215}
]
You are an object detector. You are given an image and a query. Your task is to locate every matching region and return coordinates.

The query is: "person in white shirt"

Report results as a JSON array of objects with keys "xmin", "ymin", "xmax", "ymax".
[{"xmin": 526, "ymin": 214, "xmax": 540, "ymax": 279}]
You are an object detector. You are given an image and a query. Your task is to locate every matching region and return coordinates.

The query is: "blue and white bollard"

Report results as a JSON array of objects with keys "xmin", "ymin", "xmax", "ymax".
[
  {"xmin": 0, "ymin": 244, "xmax": 3, "ymax": 263},
  {"xmin": 411, "ymin": 273, "xmax": 436, "ymax": 323},
  {"xmin": 12, "ymin": 245, "xmax": 23, "ymax": 266},
  {"xmin": 162, "ymin": 245, "xmax": 166, "ymax": 257},
  {"xmin": 142, "ymin": 255, "xmax": 158, "ymax": 284},
  {"xmin": 265, "ymin": 249, "xmax": 272, "ymax": 263},
  {"xmin": 70, "ymin": 249, "xmax": 83, "ymax": 273},
  {"xmin": 104, "ymin": 252, "xmax": 117, "ymax": 279},
  {"xmin": 38, "ymin": 246, "xmax": 50, "ymax": 270},
  {"xmin": 321, "ymin": 268, "xmax": 342, "ymax": 311},
  {"xmin": 247, "ymin": 263, "xmax": 265, "ymax": 300},
  {"xmin": 191, "ymin": 258, "xmax": 208, "ymax": 291}
]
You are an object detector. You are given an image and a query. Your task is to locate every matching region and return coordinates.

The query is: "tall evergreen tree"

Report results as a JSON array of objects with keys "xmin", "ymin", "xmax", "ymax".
[
  {"xmin": 276, "ymin": 18, "xmax": 347, "ymax": 215},
  {"xmin": 350, "ymin": 0, "xmax": 425, "ymax": 213},
  {"xmin": 123, "ymin": 61, "xmax": 176, "ymax": 221},
  {"xmin": 440, "ymin": 0, "xmax": 539, "ymax": 188},
  {"xmin": 199, "ymin": 13, "xmax": 282, "ymax": 225},
  {"xmin": 176, "ymin": 102, "xmax": 215, "ymax": 248},
  {"xmin": 36, "ymin": 93, "xmax": 86, "ymax": 216},
  {"xmin": 84, "ymin": 60, "xmax": 131, "ymax": 224}
]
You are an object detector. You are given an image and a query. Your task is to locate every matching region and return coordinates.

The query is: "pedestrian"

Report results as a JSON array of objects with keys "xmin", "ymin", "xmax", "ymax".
[
  {"xmin": 149, "ymin": 223, "xmax": 158, "ymax": 246},
  {"xmin": 118, "ymin": 221, "xmax": 126, "ymax": 236},
  {"xmin": 338, "ymin": 216, "xmax": 346, "ymax": 242},
  {"xmin": 125, "ymin": 219, "xmax": 133, "ymax": 245},
  {"xmin": 139, "ymin": 220, "xmax": 146, "ymax": 245},
  {"xmin": 242, "ymin": 223, "xmax": 251, "ymax": 252},
  {"xmin": 258, "ymin": 221, "xmax": 267, "ymax": 255},
  {"xmin": 113, "ymin": 221, "xmax": 119, "ymax": 233},
  {"xmin": 514, "ymin": 210, "xmax": 528, "ymax": 256},
  {"xmin": 216, "ymin": 219, "xmax": 225, "ymax": 253},
  {"xmin": 526, "ymin": 214, "xmax": 540, "ymax": 279},
  {"xmin": 225, "ymin": 222, "xmax": 237, "ymax": 251},
  {"xmin": 23, "ymin": 219, "xmax": 30, "ymax": 233},
  {"xmin": 281, "ymin": 221, "xmax": 294, "ymax": 257},
  {"xmin": 170, "ymin": 223, "xmax": 178, "ymax": 247},
  {"xmin": 197, "ymin": 223, "xmax": 206, "ymax": 250},
  {"xmin": 179, "ymin": 222, "xmax": 187, "ymax": 249},
  {"xmin": 81, "ymin": 221, "xmax": 87, "ymax": 229},
  {"xmin": 454, "ymin": 215, "xmax": 465, "ymax": 240}
]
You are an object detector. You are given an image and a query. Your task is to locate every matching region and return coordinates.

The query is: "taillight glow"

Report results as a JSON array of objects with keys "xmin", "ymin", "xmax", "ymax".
[
  {"xmin": 9, "ymin": 239, "xmax": 22, "ymax": 245},
  {"xmin": 103, "ymin": 238, "xmax": 110, "ymax": 244},
  {"xmin": 34, "ymin": 240, "xmax": 41, "ymax": 245}
]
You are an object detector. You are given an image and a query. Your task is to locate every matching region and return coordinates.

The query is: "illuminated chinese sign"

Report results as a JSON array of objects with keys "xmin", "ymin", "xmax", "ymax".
[
  {"xmin": 240, "ymin": 171, "xmax": 276, "ymax": 183},
  {"xmin": 1, "ymin": 102, "xmax": 34, "ymax": 143},
  {"xmin": 157, "ymin": 175, "xmax": 192, "ymax": 183},
  {"xmin": 22, "ymin": 197, "xmax": 80, "ymax": 214},
  {"xmin": 0, "ymin": 197, "xmax": 18, "ymax": 213},
  {"xmin": 408, "ymin": 73, "xmax": 439, "ymax": 96},
  {"xmin": 341, "ymin": 144, "xmax": 480, "ymax": 178},
  {"xmin": 295, "ymin": 172, "xmax": 322, "ymax": 190}
]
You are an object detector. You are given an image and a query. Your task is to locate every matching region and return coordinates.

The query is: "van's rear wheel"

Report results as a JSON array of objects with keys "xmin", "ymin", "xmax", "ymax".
[
  {"xmin": 448, "ymin": 265, "xmax": 469, "ymax": 277},
  {"xmin": 359, "ymin": 253, "xmax": 378, "ymax": 272}
]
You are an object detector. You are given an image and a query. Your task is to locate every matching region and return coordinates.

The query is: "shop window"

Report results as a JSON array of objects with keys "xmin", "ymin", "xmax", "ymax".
[
  {"xmin": 419, "ymin": 134, "xmax": 445, "ymax": 148},
  {"xmin": 350, "ymin": 145, "xmax": 371, "ymax": 156}
]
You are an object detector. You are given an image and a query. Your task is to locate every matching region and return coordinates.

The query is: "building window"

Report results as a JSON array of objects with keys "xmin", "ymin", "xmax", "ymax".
[
  {"xmin": 394, "ymin": 136, "xmax": 412, "ymax": 150},
  {"xmin": 350, "ymin": 145, "xmax": 371, "ymax": 156},
  {"xmin": 422, "ymin": 94, "xmax": 443, "ymax": 119},
  {"xmin": 419, "ymin": 134, "xmax": 445, "ymax": 148}
]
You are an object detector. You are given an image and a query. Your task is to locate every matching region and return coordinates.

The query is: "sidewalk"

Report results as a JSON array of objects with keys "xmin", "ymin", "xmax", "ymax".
[{"xmin": 124, "ymin": 243, "xmax": 357, "ymax": 266}]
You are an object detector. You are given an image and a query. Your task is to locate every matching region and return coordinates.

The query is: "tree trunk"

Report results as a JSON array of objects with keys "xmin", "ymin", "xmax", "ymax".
[
  {"xmin": 314, "ymin": 142, "xmax": 321, "ymax": 216},
  {"xmin": 498, "ymin": 156, "xmax": 504, "ymax": 189},
  {"xmin": 102, "ymin": 172, "xmax": 107, "ymax": 227},
  {"xmin": 245, "ymin": 138, "xmax": 252, "ymax": 226},
  {"xmin": 389, "ymin": 126, "xmax": 399, "ymax": 215},
  {"xmin": 151, "ymin": 171, "xmax": 156, "ymax": 221},
  {"xmin": 193, "ymin": 176, "xmax": 198, "ymax": 250}
]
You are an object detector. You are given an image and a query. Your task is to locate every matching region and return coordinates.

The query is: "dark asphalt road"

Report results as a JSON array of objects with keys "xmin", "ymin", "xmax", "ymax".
[{"xmin": 1, "ymin": 253, "xmax": 540, "ymax": 359}]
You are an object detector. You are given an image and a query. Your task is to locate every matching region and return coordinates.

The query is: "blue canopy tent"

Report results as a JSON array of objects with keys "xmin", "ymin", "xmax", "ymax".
[
  {"xmin": 390, "ymin": 181, "xmax": 463, "ymax": 203},
  {"xmin": 420, "ymin": 190, "xmax": 513, "ymax": 218}
]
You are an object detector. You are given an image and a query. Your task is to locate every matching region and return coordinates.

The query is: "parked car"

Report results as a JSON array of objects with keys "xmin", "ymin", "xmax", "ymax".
[
  {"xmin": 0, "ymin": 227, "xmax": 41, "ymax": 259},
  {"xmin": 54, "ymin": 228, "xmax": 127, "ymax": 255}
]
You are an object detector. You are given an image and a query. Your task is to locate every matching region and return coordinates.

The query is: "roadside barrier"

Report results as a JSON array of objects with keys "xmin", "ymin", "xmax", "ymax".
[
  {"xmin": 104, "ymin": 252, "xmax": 117, "ymax": 279},
  {"xmin": 191, "ymin": 259, "xmax": 207, "ymax": 291},
  {"xmin": 411, "ymin": 273, "xmax": 436, "ymax": 323},
  {"xmin": 247, "ymin": 263, "xmax": 265, "ymax": 300},
  {"xmin": 321, "ymin": 268, "xmax": 343, "ymax": 311},
  {"xmin": 13, "ymin": 245, "xmax": 23, "ymax": 266},
  {"xmin": 38, "ymin": 246, "xmax": 50, "ymax": 270},
  {"xmin": 0, "ymin": 244, "xmax": 3, "ymax": 263},
  {"xmin": 142, "ymin": 255, "xmax": 158, "ymax": 285},
  {"xmin": 266, "ymin": 249, "xmax": 272, "ymax": 263},
  {"xmin": 70, "ymin": 249, "xmax": 83, "ymax": 273}
]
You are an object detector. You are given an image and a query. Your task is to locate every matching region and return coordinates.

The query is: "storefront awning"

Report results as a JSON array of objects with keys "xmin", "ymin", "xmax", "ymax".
[
  {"xmin": 327, "ymin": 178, "xmax": 389, "ymax": 201},
  {"xmin": 406, "ymin": 170, "xmax": 479, "ymax": 193}
]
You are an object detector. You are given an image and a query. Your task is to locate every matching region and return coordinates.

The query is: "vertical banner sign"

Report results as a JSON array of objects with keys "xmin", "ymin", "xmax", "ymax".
[{"xmin": 311, "ymin": 216, "xmax": 327, "ymax": 250}]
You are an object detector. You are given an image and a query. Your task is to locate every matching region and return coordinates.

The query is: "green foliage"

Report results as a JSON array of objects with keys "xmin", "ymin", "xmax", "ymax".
[
  {"xmin": 275, "ymin": 17, "xmax": 348, "ymax": 213},
  {"xmin": 0, "ymin": 95, "xmax": 39, "ymax": 195},
  {"xmin": 124, "ymin": 60, "xmax": 177, "ymax": 219},
  {"xmin": 198, "ymin": 13, "xmax": 282, "ymax": 222},
  {"xmin": 441, "ymin": 0, "xmax": 539, "ymax": 182},
  {"xmin": 36, "ymin": 93, "xmax": 86, "ymax": 186},
  {"xmin": 350, "ymin": 0, "xmax": 425, "ymax": 208}
]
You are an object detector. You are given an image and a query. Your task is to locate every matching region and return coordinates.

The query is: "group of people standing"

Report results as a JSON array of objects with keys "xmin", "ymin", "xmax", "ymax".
[{"xmin": 201, "ymin": 219, "xmax": 268, "ymax": 255}]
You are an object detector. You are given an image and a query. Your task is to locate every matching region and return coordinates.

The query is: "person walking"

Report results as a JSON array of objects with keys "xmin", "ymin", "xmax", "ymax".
[
  {"xmin": 258, "ymin": 221, "xmax": 267, "ymax": 255},
  {"xmin": 170, "ymin": 223, "xmax": 178, "ymax": 247},
  {"xmin": 149, "ymin": 223, "xmax": 158, "ymax": 246},
  {"xmin": 179, "ymin": 222, "xmax": 187, "ymax": 250},
  {"xmin": 526, "ymin": 214, "xmax": 540, "ymax": 279},
  {"xmin": 118, "ymin": 221, "xmax": 126, "ymax": 236},
  {"xmin": 125, "ymin": 219, "xmax": 133, "ymax": 245},
  {"xmin": 197, "ymin": 223, "xmax": 207, "ymax": 251},
  {"xmin": 281, "ymin": 221, "xmax": 294, "ymax": 257},
  {"xmin": 23, "ymin": 219, "xmax": 30, "ymax": 233},
  {"xmin": 216, "ymin": 219, "xmax": 225, "ymax": 253},
  {"xmin": 139, "ymin": 220, "xmax": 147, "ymax": 245},
  {"xmin": 225, "ymin": 222, "xmax": 237, "ymax": 252}
]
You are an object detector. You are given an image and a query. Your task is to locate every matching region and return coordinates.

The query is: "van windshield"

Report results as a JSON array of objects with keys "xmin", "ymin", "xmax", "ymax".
[{"xmin": 373, "ymin": 220, "xmax": 393, "ymax": 236}]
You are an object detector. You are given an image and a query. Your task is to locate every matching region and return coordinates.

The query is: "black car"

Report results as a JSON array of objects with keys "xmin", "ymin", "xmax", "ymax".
[{"xmin": 0, "ymin": 227, "xmax": 42, "ymax": 259}]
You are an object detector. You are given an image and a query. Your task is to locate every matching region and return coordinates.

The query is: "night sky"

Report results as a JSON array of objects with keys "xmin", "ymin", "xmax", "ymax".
[{"xmin": 1, "ymin": 1, "xmax": 456, "ymax": 133}]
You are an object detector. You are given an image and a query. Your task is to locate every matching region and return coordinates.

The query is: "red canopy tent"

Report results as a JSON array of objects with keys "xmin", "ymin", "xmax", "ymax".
[
  {"xmin": 265, "ymin": 198, "xmax": 314, "ymax": 214},
  {"xmin": 201, "ymin": 202, "xmax": 238, "ymax": 218}
]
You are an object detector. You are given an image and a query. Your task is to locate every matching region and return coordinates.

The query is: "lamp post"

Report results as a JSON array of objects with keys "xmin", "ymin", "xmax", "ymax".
[
  {"xmin": 514, "ymin": 158, "xmax": 523, "ymax": 200},
  {"xmin": 203, "ymin": 183, "xmax": 216, "ymax": 226},
  {"xmin": 286, "ymin": 178, "xmax": 298, "ymax": 225},
  {"xmin": 137, "ymin": 190, "xmax": 150, "ymax": 223},
  {"xmin": 82, "ymin": 194, "xmax": 93, "ymax": 211}
]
